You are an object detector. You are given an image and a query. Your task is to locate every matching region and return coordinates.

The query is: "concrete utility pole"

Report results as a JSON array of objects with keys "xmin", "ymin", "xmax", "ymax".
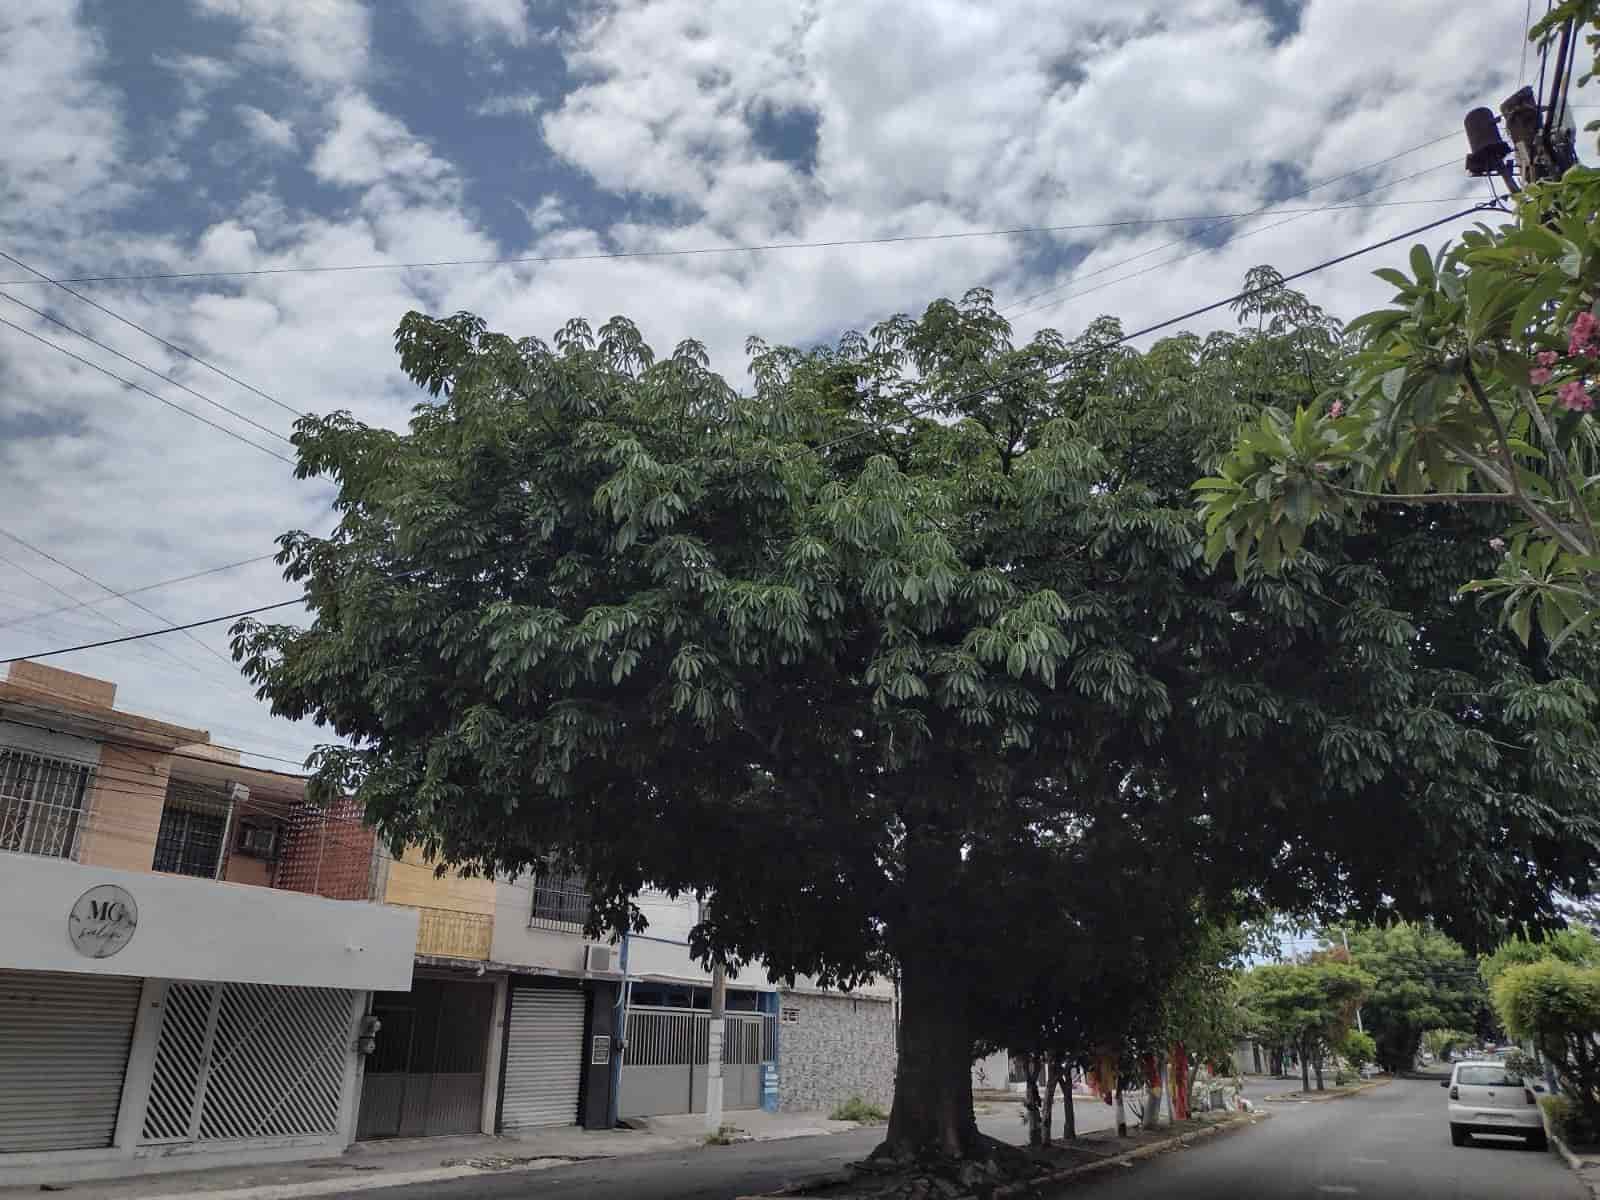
[
  {"xmin": 705, "ymin": 961, "xmax": 726, "ymax": 1132},
  {"xmin": 1340, "ymin": 929, "xmax": 1365, "ymax": 1034}
]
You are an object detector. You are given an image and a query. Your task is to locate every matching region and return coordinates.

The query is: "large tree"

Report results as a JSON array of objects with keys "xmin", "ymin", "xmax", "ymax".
[
  {"xmin": 237, "ymin": 285, "xmax": 1600, "ymax": 1161},
  {"xmin": 1339, "ymin": 923, "xmax": 1487, "ymax": 1073},
  {"xmin": 1242, "ymin": 959, "xmax": 1373, "ymax": 1092}
]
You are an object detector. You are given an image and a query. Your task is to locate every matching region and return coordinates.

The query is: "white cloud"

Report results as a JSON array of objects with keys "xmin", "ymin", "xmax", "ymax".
[
  {"xmin": 410, "ymin": 0, "xmax": 532, "ymax": 45},
  {"xmin": 236, "ymin": 104, "xmax": 298, "ymax": 152},
  {"xmin": 475, "ymin": 92, "xmax": 542, "ymax": 117},
  {"xmin": 0, "ymin": 0, "xmax": 1550, "ymax": 764},
  {"xmin": 309, "ymin": 92, "xmax": 452, "ymax": 191},
  {"xmin": 191, "ymin": 0, "xmax": 370, "ymax": 87},
  {"xmin": 153, "ymin": 52, "xmax": 238, "ymax": 102}
]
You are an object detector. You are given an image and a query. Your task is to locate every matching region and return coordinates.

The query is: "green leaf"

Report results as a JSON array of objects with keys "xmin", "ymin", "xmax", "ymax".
[
  {"xmin": 1410, "ymin": 244, "xmax": 1436, "ymax": 285},
  {"xmin": 1513, "ymin": 269, "xmax": 1568, "ymax": 337}
]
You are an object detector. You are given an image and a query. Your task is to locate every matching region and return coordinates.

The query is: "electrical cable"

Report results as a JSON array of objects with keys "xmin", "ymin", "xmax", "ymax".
[
  {"xmin": 0, "ymin": 199, "xmax": 1476, "ymax": 289},
  {"xmin": 0, "ymin": 315, "xmax": 296, "ymax": 465},
  {"xmin": 0, "ymin": 291, "xmax": 293, "ymax": 445},
  {"xmin": 1005, "ymin": 158, "xmax": 1462, "ymax": 319},
  {"xmin": 0, "ymin": 551, "xmax": 279, "ymax": 633},
  {"xmin": 1521, "ymin": 0, "xmax": 1535, "ymax": 87},
  {"xmin": 0, "ymin": 248, "xmax": 303, "ymax": 420},
  {"xmin": 809, "ymin": 203, "xmax": 1498, "ymax": 460},
  {"xmin": 0, "ymin": 596, "xmax": 305, "ymax": 666},
  {"xmin": 0, "ymin": 526, "xmax": 243, "ymax": 672}
]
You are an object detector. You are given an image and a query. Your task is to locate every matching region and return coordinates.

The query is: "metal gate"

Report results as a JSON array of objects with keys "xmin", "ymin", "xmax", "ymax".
[
  {"xmin": 357, "ymin": 979, "xmax": 494, "ymax": 1139},
  {"xmin": 140, "ymin": 981, "xmax": 357, "ymax": 1144},
  {"xmin": 500, "ymin": 985, "xmax": 585, "ymax": 1129},
  {"xmin": 0, "ymin": 970, "xmax": 141, "ymax": 1152},
  {"xmin": 619, "ymin": 1007, "xmax": 774, "ymax": 1118}
]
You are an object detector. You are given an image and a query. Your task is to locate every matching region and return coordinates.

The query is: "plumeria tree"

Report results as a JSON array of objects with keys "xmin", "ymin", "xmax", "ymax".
[
  {"xmin": 1198, "ymin": 0, "xmax": 1600, "ymax": 646},
  {"xmin": 1197, "ymin": 168, "xmax": 1600, "ymax": 647}
]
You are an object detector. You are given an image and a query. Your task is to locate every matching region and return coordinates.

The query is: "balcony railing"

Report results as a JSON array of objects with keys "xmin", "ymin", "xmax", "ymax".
[{"xmin": 403, "ymin": 904, "xmax": 494, "ymax": 960}]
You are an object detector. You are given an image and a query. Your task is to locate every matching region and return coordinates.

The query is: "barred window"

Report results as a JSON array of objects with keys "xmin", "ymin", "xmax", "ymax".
[
  {"xmin": 0, "ymin": 746, "xmax": 93, "ymax": 860},
  {"xmin": 154, "ymin": 781, "xmax": 232, "ymax": 878},
  {"xmin": 529, "ymin": 869, "xmax": 591, "ymax": 930}
]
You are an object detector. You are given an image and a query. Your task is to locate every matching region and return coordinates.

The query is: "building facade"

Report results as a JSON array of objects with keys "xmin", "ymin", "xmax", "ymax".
[{"xmin": 0, "ymin": 663, "xmax": 416, "ymax": 1187}]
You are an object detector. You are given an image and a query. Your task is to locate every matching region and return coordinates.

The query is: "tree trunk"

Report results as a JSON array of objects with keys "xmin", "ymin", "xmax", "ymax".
[
  {"xmin": 880, "ymin": 833, "xmax": 980, "ymax": 1160},
  {"xmin": 1300, "ymin": 1041, "xmax": 1311, "ymax": 1094},
  {"xmin": 1042, "ymin": 1054, "xmax": 1063, "ymax": 1146},
  {"xmin": 1056, "ymin": 1056, "xmax": 1076, "ymax": 1140},
  {"xmin": 1023, "ymin": 1053, "xmax": 1043, "ymax": 1147},
  {"xmin": 1314, "ymin": 1051, "xmax": 1324, "ymax": 1092},
  {"xmin": 1115, "ymin": 1084, "xmax": 1127, "ymax": 1137},
  {"xmin": 1143, "ymin": 1054, "xmax": 1164, "ymax": 1130}
]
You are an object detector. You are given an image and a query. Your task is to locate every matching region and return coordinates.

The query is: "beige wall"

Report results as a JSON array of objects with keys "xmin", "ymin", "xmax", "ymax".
[
  {"xmin": 77, "ymin": 744, "xmax": 172, "ymax": 873},
  {"xmin": 382, "ymin": 845, "xmax": 496, "ymax": 914}
]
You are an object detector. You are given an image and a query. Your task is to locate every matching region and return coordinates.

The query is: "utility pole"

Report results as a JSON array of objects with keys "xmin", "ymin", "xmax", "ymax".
[
  {"xmin": 705, "ymin": 960, "xmax": 726, "ymax": 1132},
  {"xmin": 1463, "ymin": 15, "xmax": 1580, "ymax": 194},
  {"xmin": 1340, "ymin": 928, "xmax": 1365, "ymax": 1034}
]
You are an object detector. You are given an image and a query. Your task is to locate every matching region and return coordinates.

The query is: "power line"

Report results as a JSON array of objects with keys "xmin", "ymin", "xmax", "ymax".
[
  {"xmin": 0, "ymin": 551, "xmax": 279, "ymax": 632},
  {"xmin": 0, "ymin": 204, "xmax": 1471, "ymax": 290},
  {"xmin": 0, "ymin": 596, "xmax": 306, "ymax": 666},
  {"xmin": 0, "ymin": 314, "xmax": 296, "ymax": 465},
  {"xmin": 1005, "ymin": 156, "xmax": 1462, "ymax": 320},
  {"xmin": 0, "ymin": 527, "xmax": 241, "ymax": 671},
  {"xmin": 0, "ymin": 247, "xmax": 303, "ymax": 420},
  {"xmin": 1521, "ymin": 0, "xmax": 1534, "ymax": 87},
  {"xmin": 811, "ymin": 203, "xmax": 1498, "ymax": 460},
  {"xmin": 0, "ymin": 291, "xmax": 293, "ymax": 445}
]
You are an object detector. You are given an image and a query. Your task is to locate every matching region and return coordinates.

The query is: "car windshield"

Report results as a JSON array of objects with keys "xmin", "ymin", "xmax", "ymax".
[{"xmin": 1457, "ymin": 1066, "xmax": 1523, "ymax": 1086}]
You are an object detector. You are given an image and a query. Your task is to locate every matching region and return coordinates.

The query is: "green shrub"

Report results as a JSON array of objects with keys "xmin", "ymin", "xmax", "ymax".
[
  {"xmin": 1541, "ymin": 1095, "xmax": 1600, "ymax": 1147},
  {"xmin": 831, "ymin": 1096, "xmax": 888, "ymax": 1123}
]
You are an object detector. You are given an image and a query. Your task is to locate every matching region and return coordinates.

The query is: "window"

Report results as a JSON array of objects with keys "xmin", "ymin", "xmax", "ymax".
[
  {"xmin": 153, "ymin": 782, "xmax": 232, "ymax": 878},
  {"xmin": 529, "ymin": 869, "xmax": 591, "ymax": 930},
  {"xmin": 1457, "ymin": 1066, "xmax": 1523, "ymax": 1087},
  {"xmin": 0, "ymin": 746, "xmax": 93, "ymax": 860}
]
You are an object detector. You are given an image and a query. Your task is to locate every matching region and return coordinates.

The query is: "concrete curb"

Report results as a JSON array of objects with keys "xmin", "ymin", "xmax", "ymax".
[
  {"xmin": 735, "ymin": 1113, "xmax": 1270, "ymax": 1200},
  {"xmin": 92, "ymin": 1165, "xmax": 526, "ymax": 1200},
  {"xmin": 1262, "ymin": 1078, "xmax": 1391, "ymax": 1104}
]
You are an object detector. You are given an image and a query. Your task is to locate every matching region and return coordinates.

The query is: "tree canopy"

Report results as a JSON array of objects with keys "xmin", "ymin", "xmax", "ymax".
[
  {"xmin": 236, "ymin": 279, "xmax": 1600, "ymax": 1160},
  {"xmin": 1340, "ymin": 923, "xmax": 1488, "ymax": 1073},
  {"xmin": 1240, "ymin": 959, "xmax": 1373, "ymax": 1092}
]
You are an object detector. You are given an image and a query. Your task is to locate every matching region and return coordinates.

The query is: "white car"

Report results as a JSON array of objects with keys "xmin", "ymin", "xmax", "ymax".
[{"xmin": 1443, "ymin": 1061, "xmax": 1547, "ymax": 1149}]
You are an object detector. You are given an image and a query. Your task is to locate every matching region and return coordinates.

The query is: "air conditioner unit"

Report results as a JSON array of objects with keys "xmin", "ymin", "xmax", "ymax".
[
  {"xmin": 236, "ymin": 822, "xmax": 279, "ymax": 860},
  {"xmin": 584, "ymin": 944, "xmax": 614, "ymax": 974}
]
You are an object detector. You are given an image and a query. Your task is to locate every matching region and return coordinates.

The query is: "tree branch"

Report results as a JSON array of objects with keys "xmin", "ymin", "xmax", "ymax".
[
  {"xmin": 1517, "ymin": 383, "xmax": 1600, "ymax": 557},
  {"xmin": 1330, "ymin": 485, "xmax": 1515, "ymax": 506}
]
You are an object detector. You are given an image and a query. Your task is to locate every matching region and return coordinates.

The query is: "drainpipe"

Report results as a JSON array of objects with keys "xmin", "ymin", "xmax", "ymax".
[{"xmin": 607, "ymin": 929, "xmax": 630, "ymax": 1128}]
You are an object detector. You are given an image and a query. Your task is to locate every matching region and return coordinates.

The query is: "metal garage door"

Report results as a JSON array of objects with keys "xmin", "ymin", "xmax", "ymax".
[
  {"xmin": 0, "ymin": 970, "xmax": 141, "ymax": 1151},
  {"xmin": 500, "ymin": 987, "xmax": 585, "ymax": 1129}
]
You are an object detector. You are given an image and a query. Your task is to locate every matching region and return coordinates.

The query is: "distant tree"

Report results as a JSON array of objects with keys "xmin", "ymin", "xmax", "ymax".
[
  {"xmin": 1340, "ymin": 924, "xmax": 1488, "ymax": 1073},
  {"xmin": 1339, "ymin": 1028, "xmax": 1377, "ymax": 1073},
  {"xmin": 1242, "ymin": 961, "xmax": 1373, "ymax": 1092},
  {"xmin": 1482, "ymin": 926, "xmax": 1600, "ymax": 985},
  {"xmin": 237, "ymin": 282, "xmax": 1600, "ymax": 1162},
  {"xmin": 1422, "ymin": 1028, "xmax": 1475, "ymax": 1061}
]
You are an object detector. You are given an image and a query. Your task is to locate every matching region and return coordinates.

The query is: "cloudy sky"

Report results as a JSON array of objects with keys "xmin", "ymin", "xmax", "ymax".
[{"xmin": 0, "ymin": 0, "xmax": 1553, "ymax": 767}]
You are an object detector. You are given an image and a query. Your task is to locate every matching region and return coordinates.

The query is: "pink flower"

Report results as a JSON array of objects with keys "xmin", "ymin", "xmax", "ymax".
[
  {"xmin": 1490, "ymin": 537, "xmax": 1506, "ymax": 552},
  {"xmin": 1531, "ymin": 367, "xmax": 1553, "ymax": 386},
  {"xmin": 1570, "ymin": 312, "xmax": 1600, "ymax": 355},
  {"xmin": 1537, "ymin": 350, "xmax": 1559, "ymax": 367},
  {"xmin": 1329, "ymin": 400, "xmax": 1345, "ymax": 419},
  {"xmin": 1558, "ymin": 380, "xmax": 1594, "ymax": 412}
]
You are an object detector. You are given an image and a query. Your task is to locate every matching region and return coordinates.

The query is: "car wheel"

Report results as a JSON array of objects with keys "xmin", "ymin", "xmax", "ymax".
[
  {"xmin": 1529, "ymin": 1131, "xmax": 1548, "ymax": 1151},
  {"xmin": 1450, "ymin": 1124, "xmax": 1469, "ymax": 1147}
]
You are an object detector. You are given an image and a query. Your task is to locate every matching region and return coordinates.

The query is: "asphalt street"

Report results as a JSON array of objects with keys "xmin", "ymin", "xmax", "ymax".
[{"xmin": 310, "ymin": 1077, "xmax": 1577, "ymax": 1200}]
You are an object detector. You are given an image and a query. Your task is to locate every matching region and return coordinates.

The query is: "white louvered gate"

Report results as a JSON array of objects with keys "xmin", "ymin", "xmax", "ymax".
[
  {"xmin": 500, "ymin": 986, "xmax": 585, "ymax": 1129},
  {"xmin": 141, "ymin": 982, "xmax": 356, "ymax": 1144},
  {"xmin": 0, "ymin": 971, "xmax": 141, "ymax": 1152}
]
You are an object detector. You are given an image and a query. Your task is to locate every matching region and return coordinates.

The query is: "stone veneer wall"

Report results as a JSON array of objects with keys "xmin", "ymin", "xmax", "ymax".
[{"xmin": 777, "ymin": 991, "xmax": 896, "ymax": 1113}]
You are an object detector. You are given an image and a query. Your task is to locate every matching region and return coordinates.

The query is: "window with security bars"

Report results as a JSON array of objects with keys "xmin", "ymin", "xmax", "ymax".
[
  {"xmin": 0, "ymin": 745, "xmax": 93, "ymax": 860},
  {"xmin": 529, "ymin": 869, "xmax": 591, "ymax": 930},
  {"xmin": 153, "ymin": 782, "xmax": 231, "ymax": 878}
]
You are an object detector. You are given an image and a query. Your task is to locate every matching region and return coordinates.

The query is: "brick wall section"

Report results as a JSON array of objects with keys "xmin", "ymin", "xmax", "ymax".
[{"xmin": 778, "ymin": 992, "xmax": 895, "ymax": 1113}]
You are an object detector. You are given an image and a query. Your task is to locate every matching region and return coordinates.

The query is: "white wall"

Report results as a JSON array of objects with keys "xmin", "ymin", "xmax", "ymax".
[{"xmin": 0, "ymin": 853, "xmax": 416, "ymax": 991}]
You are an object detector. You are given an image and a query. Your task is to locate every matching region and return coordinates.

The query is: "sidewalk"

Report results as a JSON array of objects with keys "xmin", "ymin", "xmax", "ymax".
[{"xmin": 0, "ymin": 1111, "xmax": 862, "ymax": 1200}]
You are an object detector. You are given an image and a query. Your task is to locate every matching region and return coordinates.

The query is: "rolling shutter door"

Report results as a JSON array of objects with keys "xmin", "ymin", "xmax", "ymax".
[
  {"xmin": 0, "ymin": 970, "xmax": 141, "ymax": 1151},
  {"xmin": 501, "ymin": 987, "xmax": 585, "ymax": 1129}
]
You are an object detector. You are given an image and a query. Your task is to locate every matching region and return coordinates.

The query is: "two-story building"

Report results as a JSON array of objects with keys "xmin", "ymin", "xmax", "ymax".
[
  {"xmin": 0, "ymin": 662, "xmax": 417, "ymax": 1187},
  {"xmin": 0, "ymin": 660, "xmax": 897, "ymax": 1189}
]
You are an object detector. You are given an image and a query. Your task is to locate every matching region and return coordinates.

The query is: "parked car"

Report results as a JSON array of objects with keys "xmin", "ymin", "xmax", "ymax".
[{"xmin": 1442, "ymin": 1061, "xmax": 1547, "ymax": 1149}]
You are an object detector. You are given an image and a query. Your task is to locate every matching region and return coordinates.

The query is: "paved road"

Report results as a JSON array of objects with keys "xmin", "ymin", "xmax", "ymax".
[
  {"xmin": 316, "ymin": 1077, "xmax": 1576, "ymax": 1199},
  {"xmin": 1072, "ymin": 1076, "xmax": 1582, "ymax": 1200}
]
